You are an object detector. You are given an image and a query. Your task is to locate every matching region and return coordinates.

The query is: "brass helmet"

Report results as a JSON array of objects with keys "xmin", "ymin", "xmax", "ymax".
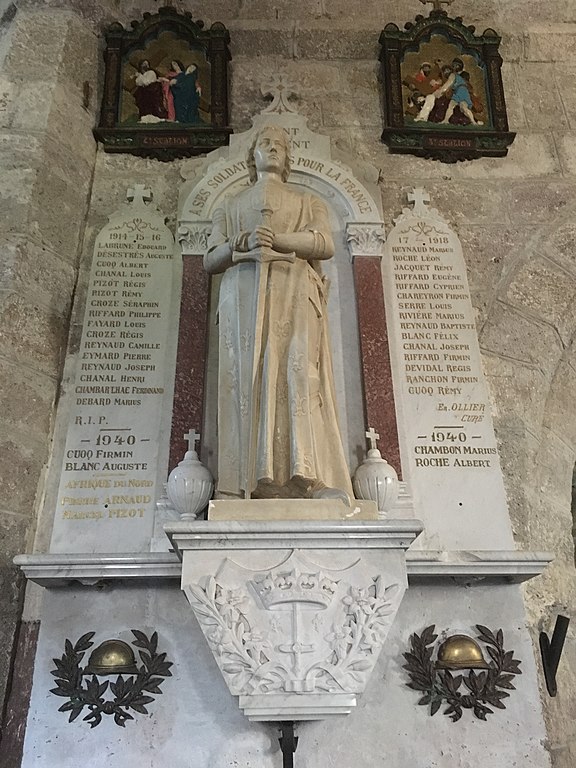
[
  {"xmin": 85, "ymin": 639, "xmax": 138, "ymax": 676},
  {"xmin": 436, "ymin": 634, "xmax": 489, "ymax": 670}
]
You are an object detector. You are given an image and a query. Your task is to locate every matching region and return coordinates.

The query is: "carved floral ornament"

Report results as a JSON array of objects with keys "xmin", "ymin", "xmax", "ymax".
[
  {"xmin": 177, "ymin": 223, "xmax": 211, "ymax": 255},
  {"xmin": 345, "ymin": 223, "xmax": 386, "ymax": 258},
  {"xmin": 184, "ymin": 552, "xmax": 403, "ymax": 702}
]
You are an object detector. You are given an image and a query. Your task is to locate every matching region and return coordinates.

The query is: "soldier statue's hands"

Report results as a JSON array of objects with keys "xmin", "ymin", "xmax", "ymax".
[
  {"xmin": 247, "ymin": 226, "xmax": 274, "ymax": 251},
  {"xmin": 231, "ymin": 226, "xmax": 294, "ymax": 264}
]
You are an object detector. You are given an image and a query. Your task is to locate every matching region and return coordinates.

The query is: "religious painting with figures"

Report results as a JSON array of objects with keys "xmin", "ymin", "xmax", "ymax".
[
  {"xmin": 379, "ymin": 1, "xmax": 515, "ymax": 162},
  {"xmin": 120, "ymin": 37, "xmax": 209, "ymax": 128},
  {"xmin": 401, "ymin": 39, "xmax": 488, "ymax": 129},
  {"xmin": 94, "ymin": 6, "xmax": 232, "ymax": 160}
]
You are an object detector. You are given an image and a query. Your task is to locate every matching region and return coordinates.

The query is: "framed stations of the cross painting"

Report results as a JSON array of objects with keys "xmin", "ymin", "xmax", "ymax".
[
  {"xmin": 94, "ymin": 6, "xmax": 232, "ymax": 161},
  {"xmin": 379, "ymin": 2, "xmax": 515, "ymax": 162}
]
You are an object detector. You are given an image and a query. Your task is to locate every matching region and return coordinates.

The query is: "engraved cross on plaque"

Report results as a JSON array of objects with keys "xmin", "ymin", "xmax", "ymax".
[
  {"xmin": 261, "ymin": 74, "xmax": 298, "ymax": 114},
  {"xmin": 184, "ymin": 429, "xmax": 200, "ymax": 453},
  {"xmin": 127, "ymin": 184, "xmax": 153, "ymax": 205},
  {"xmin": 408, "ymin": 188, "xmax": 431, "ymax": 211},
  {"xmin": 366, "ymin": 427, "xmax": 380, "ymax": 451},
  {"xmin": 419, "ymin": 0, "xmax": 453, "ymax": 11}
]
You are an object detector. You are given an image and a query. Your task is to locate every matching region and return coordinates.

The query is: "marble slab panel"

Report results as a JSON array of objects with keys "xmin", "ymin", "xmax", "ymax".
[
  {"xmin": 49, "ymin": 186, "xmax": 176, "ymax": 554},
  {"xmin": 14, "ymin": 549, "xmax": 552, "ymax": 587},
  {"xmin": 207, "ymin": 498, "xmax": 379, "ymax": 521},
  {"xmin": 168, "ymin": 254, "xmax": 209, "ymax": 473},
  {"xmin": 383, "ymin": 190, "xmax": 516, "ymax": 551},
  {"xmin": 19, "ymin": 582, "xmax": 550, "ymax": 768},
  {"xmin": 353, "ymin": 255, "xmax": 401, "ymax": 475}
]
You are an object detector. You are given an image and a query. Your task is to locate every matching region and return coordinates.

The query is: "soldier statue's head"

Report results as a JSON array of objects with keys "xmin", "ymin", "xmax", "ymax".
[{"xmin": 247, "ymin": 125, "xmax": 292, "ymax": 184}]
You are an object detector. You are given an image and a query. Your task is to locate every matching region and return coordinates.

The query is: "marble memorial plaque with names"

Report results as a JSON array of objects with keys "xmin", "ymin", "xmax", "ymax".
[
  {"xmin": 50, "ymin": 186, "xmax": 175, "ymax": 553},
  {"xmin": 383, "ymin": 190, "xmax": 514, "ymax": 550}
]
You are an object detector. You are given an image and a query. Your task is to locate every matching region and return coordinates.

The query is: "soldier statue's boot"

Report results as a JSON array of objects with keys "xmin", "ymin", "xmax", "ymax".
[
  {"xmin": 254, "ymin": 476, "xmax": 351, "ymax": 505},
  {"xmin": 308, "ymin": 479, "xmax": 350, "ymax": 506},
  {"xmin": 251, "ymin": 478, "xmax": 282, "ymax": 499}
]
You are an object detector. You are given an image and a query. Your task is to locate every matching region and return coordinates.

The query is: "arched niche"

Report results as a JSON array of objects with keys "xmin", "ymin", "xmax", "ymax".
[{"xmin": 172, "ymin": 83, "xmax": 398, "ymax": 482}]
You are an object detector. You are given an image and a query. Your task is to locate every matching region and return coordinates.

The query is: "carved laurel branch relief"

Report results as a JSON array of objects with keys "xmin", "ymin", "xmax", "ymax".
[{"xmin": 186, "ymin": 566, "xmax": 401, "ymax": 697}]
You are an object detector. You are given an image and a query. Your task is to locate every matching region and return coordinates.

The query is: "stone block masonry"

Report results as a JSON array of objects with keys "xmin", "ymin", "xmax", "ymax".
[{"xmin": 0, "ymin": 2, "xmax": 575, "ymax": 766}]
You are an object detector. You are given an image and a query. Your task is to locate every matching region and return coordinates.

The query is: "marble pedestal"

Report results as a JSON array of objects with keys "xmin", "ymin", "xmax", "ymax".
[{"xmin": 165, "ymin": 500, "xmax": 422, "ymax": 721}]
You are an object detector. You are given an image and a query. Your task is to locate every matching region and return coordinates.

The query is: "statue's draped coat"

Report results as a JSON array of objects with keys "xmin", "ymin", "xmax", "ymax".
[{"xmin": 207, "ymin": 181, "xmax": 352, "ymax": 498}]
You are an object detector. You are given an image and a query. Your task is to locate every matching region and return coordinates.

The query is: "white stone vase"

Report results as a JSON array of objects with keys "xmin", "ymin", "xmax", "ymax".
[
  {"xmin": 353, "ymin": 449, "xmax": 399, "ymax": 514},
  {"xmin": 166, "ymin": 450, "xmax": 213, "ymax": 520}
]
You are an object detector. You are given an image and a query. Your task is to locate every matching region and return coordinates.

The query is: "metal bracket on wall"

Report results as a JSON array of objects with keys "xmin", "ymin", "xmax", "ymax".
[
  {"xmin": 279, "ymin": 722, "xmax": 298, "ymax": 768},
  {"xmin": 539, "ymin": 614, "xmax": 570, "ymax": 696}
]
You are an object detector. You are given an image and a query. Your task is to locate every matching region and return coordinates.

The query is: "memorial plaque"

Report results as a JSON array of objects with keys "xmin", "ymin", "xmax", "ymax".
[
  {"xmin": 383, "ymin": 189, "xmax": 514, "ymax": 549},
  {"xmin": 50, "ymin": 186, "xmax": 175, "ymax": 553}
]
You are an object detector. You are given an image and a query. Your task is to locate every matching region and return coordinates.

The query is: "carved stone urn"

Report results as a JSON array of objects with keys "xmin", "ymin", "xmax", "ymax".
[
  {"xmin": 353, "ymin": 448, "xmax": 400, "ymax": 515},
  {"xmin": 166, "ymin": 449, "xmax": 213, "ymax": 520}
]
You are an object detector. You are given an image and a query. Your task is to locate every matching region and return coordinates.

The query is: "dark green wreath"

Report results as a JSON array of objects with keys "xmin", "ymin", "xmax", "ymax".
[
  {"xmin": 50, "ymin": 630, "xmax": 172, "ymax": 727},
  {"xmin": 403, "ymin": 624, "xmax": 521, "ymax": 721}
]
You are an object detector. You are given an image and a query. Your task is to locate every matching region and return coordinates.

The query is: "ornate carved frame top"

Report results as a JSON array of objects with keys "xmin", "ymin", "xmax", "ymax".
[
  {"xmin": 94, "ymin": 6, "xmax": 232, "ymax": 161},
  {"xmin": 178, "ymin": 77, "xmax": 385, "ymax": 259},
  {"xmin": 379, "ymin": 8, "xmax": 515, "ymax": 163}
]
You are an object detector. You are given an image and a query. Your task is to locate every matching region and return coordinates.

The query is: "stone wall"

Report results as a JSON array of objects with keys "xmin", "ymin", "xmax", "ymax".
[
  {"xmin": 0, "ymin": 5, "xmax": 99, "ymax": 733},
  {"xmin": 0, "ymin": 1, "xmax": 575, "ymax": 765}
]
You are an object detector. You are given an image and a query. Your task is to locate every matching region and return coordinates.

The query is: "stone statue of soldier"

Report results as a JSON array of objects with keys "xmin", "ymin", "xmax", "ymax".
[{"xmin": 205, "ymin": 125, "xmax": 352, "ymax": 504}]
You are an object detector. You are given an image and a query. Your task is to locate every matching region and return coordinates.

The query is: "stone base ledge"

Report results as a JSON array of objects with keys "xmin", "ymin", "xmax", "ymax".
[
  {"xmin": 166, "ymin": 518, "xmax": 424, "ymax": 554},
  {"xmin": 239, "ymin": 693, "xmax": 356, "ymax": 722},
  {"xmin": 14, "ymin": 548, "xmax": 552, "ymax": 587},
  {"xmin": 207, "ymin": 498, "xmax": 380, "ymax": 521},
  {"xmin": 406, "ymin": 550, "xmax": 554, "ymax": 583},
  {"xmin": 13, "ymin": 552, "xmax": 181, "ymax": 586}
]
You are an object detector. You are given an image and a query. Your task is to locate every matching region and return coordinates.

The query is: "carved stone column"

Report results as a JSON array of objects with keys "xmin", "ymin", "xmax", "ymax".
[
  {"xmin": 169, "ymin": 224, "xmax": 211, "ymax": 471},
  {"xmin": 346, "ymin": 223, "xmax": 401, "ymax": 476}
]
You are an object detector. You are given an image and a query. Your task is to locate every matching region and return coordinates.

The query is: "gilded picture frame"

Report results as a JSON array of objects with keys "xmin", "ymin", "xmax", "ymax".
[
  {"xmin": 379, "ymin": 8, "xmax": 515, "ymax": 162},
  {"xmin": 94, "ymin": 6, "xmax": 232, "ymax": 161}
]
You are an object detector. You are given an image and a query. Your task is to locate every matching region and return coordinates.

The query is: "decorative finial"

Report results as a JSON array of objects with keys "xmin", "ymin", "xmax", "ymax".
[
  {"xmin": 166, "ymin": 428, "xmax": 213, "ymax": 520},
  {"xmin": 261, "ymin": 75, "xmax": 298, "ymax": 114},
  {"xmin": 365, "ymin": 427, "xmax": 380, "ymax": 452},
  {"xmin": 184, "ymin": 428, "xmax": 200, "ymax": 453},
  {"xmin": 407, "ymin": 188, "xmax": 431, "ymax": 216},
  {"xmin": 126, "ymin": 184, "xmax": 153, "ymax": 205},
  {"xmin": 354, "ymin": 427, "xmax": 399, "ymax": 515}
]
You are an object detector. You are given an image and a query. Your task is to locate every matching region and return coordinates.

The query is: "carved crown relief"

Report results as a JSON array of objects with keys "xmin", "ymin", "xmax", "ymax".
[{"xmin": 183, "ymin": 551, "xmax": 404, "ymax": 717}]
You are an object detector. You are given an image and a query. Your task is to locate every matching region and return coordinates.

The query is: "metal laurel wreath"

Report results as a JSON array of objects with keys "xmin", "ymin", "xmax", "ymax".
[
  {"xmin": 50, "ymin": 630, "xmax": 173, "ymax": 727},
  {"xmin": 403, "ymin": 625, "xmax": 522, "ymax": 721}
]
